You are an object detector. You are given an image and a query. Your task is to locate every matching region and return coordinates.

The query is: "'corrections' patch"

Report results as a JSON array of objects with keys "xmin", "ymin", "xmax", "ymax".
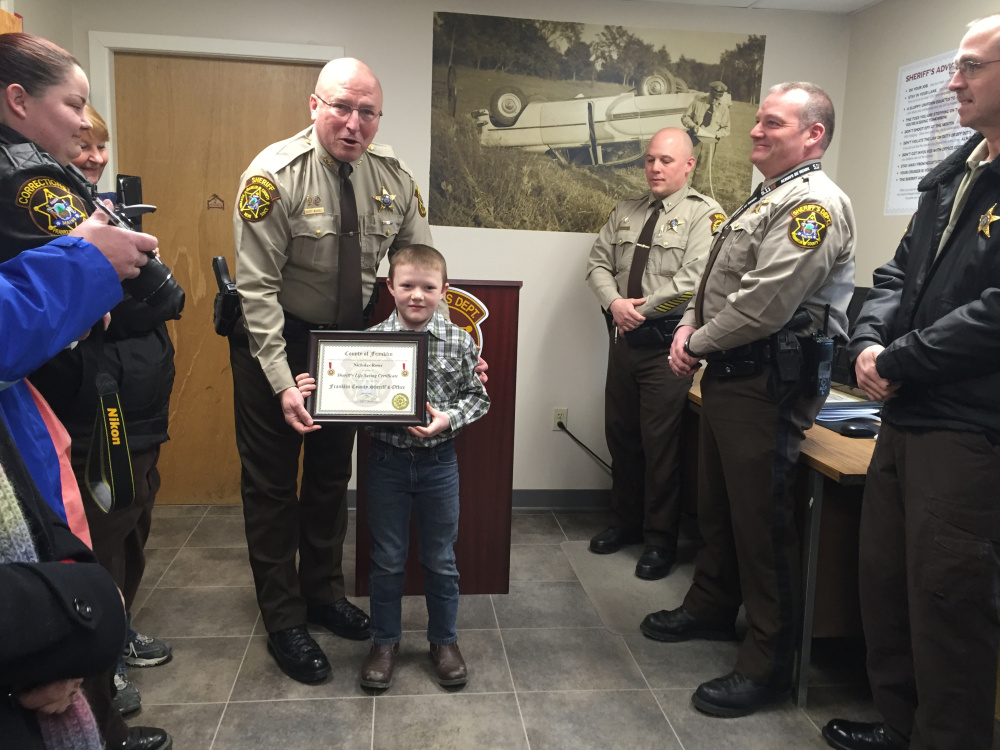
[
  {"xmin": 238, "ymin": 175, "xmax": 280, "ymax": 222},
  {"xmin": 788, "ymin": 203, "xmax": 831, "ymax": 249},
  {"xmin": 709, "ymin": 212, "xmax": 727, "ymax": 233},
  {"xmin": 17, "ymin": 178, "xmax": 88, "ymax": 235}
]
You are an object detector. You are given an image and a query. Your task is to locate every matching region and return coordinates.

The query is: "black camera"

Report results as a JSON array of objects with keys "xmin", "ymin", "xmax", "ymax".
[{"xmin": 104, "ymin": 175, "xmax": 185, "ymax": 311}]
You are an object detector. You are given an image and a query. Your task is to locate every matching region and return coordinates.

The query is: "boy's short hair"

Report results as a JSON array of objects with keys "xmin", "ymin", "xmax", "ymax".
[{"xmin": 388, "ymin": 244, "xmax": 448, "ymax": 284}]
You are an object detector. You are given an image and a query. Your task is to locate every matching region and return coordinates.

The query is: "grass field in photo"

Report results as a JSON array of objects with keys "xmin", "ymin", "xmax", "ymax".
[{"xmin": 428, "ymin": 64, "xmax": 756, "ymax": 233}]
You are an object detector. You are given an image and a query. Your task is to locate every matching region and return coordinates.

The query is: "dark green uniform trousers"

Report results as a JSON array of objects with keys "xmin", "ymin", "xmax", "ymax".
[
  {"xmin": 604, "ymin": 334, "xmax": 693, "ymax": 551},
  {"xmin": 682, "ymin": 365, "xmax": 823, "ymax": 685},
  {"xmin": 860, "ymin": 424, "xmax": 1000, "ymax": 750}
]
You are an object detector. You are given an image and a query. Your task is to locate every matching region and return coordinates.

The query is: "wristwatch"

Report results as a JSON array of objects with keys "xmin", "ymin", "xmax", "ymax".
[{"xmin": 683, "ymin": 334, "xmax": 699, "ymax": 359}]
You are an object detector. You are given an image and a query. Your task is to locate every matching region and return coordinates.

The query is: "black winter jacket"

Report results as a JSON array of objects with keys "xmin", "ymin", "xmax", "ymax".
[
  {"xmin": 0, "ymin": 418, "xmax": 124, "ymax": 750},
  {"xmin": 848, "ymin": 133, "xmax": 1000, "ymax": 439},
  {"xmin": 0, "ymin": 124, "xmax": 183, "ymax": 454}
]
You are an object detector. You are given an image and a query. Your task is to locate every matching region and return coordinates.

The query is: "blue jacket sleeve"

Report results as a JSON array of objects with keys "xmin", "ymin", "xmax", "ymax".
[{"xmin": 0, "ymin": 237, "xmax": 122, "ymax": 382}]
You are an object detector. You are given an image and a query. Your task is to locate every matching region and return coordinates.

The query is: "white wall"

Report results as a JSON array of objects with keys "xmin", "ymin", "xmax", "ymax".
[
  {"xmin": 11, "ymin": 0, "xmax": 71, "ymax": 49},
  {"xmin": 13, "ymin": 0, "xmax": 853, "ymax": 495},
  {"xmin": 839, "ymin": 0, "xmax": 997, "ymax": 284}
]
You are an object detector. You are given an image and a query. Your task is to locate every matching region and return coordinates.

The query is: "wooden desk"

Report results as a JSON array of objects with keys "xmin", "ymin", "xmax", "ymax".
[{"xmin": 689, "ymin": 373, "xmax": 875, "ymax": 706}]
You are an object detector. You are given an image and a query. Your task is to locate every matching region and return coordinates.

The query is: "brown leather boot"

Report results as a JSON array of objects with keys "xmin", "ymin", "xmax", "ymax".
[
  {"xmin": 429, "ymin": 643, "xmax": 467, "ymax": 686},
  {"xmin": 360, "ymin": 643, "xmax": 399, "ymax": 689}
]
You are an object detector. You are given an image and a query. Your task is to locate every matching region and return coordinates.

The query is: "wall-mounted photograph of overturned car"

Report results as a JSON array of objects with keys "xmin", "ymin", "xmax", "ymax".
[
  {"xmin": 429, "ymin": 12, "xmax": 764, "ymax": 232},
  {"xmin": 473, "ymin": 74, "xmax": 696, "ymax": 166}
]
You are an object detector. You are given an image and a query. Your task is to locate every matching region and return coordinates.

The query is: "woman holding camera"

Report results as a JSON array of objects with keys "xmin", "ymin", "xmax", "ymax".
[{"xmin": 0, "ymin": 32, "xmax": 175, "ymax": 750}]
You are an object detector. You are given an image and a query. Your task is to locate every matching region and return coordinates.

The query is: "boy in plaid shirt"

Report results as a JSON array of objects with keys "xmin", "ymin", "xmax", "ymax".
[{"xmin": 295, "ymin": 244, "xmax": 489, "ymax": 689}]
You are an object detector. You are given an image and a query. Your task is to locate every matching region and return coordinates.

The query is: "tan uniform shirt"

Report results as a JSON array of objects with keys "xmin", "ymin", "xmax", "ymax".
[
  {"xmin": 233, "ymin": 125, "xmax": 433, "ymax": 394},
  {"xmin": 681, "ymin": 160, "xmax": 856, "ymax": 353},
  {"xmin": 586, "ymin": 185, "xmax": 726, "ymax": 317}
]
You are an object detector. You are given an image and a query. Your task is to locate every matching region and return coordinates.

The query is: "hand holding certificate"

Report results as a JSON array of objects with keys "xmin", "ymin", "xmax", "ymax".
[{"xmin": 306, "ymin": 331, "xmax": 429, "ymax": 424}]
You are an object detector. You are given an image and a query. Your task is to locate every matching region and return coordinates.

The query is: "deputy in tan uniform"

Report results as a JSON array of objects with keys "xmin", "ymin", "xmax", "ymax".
[
  {"xmin": 230, "ymin": 57, "xmax": 432, "ymax": 684},
  {"xmin": 586, "ymin": 127, "xmax": 725, "ymax": 580},
  {"xmin": 682, "ymin": 81, "xmax": 731, "ymax": 196},
  {"xmin": 641, "ymin": 82, "xmax": 855, "ymax": 717}
]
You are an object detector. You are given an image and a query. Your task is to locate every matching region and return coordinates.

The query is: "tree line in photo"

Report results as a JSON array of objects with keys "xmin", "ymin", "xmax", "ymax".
[{"xmin": 432, "ymin": 13, "xmax": 765, "ymax": 102}]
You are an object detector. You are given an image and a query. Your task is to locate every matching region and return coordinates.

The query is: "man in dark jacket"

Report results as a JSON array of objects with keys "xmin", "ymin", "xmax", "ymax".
[{"xmin": 823, "ymin": 14, "xmax": 1000, "ymax": 750}]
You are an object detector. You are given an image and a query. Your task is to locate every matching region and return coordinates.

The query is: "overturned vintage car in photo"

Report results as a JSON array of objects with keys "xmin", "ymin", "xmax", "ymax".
[{"xmin": 471, "ymin": 71, "xmax": 697, "ymax": 166}]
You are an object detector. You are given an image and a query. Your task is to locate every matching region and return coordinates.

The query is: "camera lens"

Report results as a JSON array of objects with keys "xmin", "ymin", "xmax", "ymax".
[{"xmin": 122, "ymin": 254, "xmax": 185, "ymax": 311}]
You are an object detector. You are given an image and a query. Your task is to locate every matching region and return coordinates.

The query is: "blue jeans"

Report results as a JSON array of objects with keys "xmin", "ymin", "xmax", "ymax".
[{"xmin": 367, "ymin": 438, "xmax": 460, "ymax": 645}]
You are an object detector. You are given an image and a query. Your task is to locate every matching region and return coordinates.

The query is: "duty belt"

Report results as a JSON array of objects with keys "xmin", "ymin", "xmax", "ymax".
[
  {"xmin": 282, "ymin": 310, "xmax": 337, "ymax": 342},
  {"xmin": 704, "ymin": 339, "xmax": 773, "ymax": 378}
]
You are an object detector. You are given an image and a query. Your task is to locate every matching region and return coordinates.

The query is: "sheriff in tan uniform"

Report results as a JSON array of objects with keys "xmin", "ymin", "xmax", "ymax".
[
  {"xmin": 234, "ymin": 126, "xmax": 431, "ymax": 393},
  {"xmin": 586, "ymin": 127, "xmax": 725, "ymax": 580},
  {"xmin": 642, "ymin": 84, "xmax": 855, "ymax": 719},
  {"xmin": 229, "ymin": 58, "xmax": 433, "ymax": 686}
]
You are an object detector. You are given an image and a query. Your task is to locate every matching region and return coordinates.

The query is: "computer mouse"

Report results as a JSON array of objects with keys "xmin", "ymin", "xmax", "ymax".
[{"xmin": 841, "ymin": 422, "xmax": 877, "ymax": 438}]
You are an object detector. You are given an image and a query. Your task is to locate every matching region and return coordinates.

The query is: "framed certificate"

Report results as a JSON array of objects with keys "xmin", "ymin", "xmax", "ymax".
[{"xmin": 306, "ymin": 331, "xmax": 429, "ymax": 424}]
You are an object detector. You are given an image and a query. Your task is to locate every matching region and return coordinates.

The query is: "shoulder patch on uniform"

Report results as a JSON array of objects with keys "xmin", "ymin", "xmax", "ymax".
[
  {"xmin": 238, "ymin": 175, "xmax": 280, "ymax": 222},
  {"xmin": 414, "ymin": 185, "xmax": 427, "ymax": 218},
  {"xmin": 709, "ymin": 212, "xmax": 727, "ymax": 233},
  {"xmin": 17, "ymin": 177, "xmax": 89, "ymax": 235},
  {"xmin": 788, "ymin": 202, "xmax": 831, "ymax": 249}
]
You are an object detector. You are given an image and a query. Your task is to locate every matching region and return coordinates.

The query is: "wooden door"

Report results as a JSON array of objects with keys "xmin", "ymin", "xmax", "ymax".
[{"xmin": 114, "ymin": 53, "xmax": 323, "ymax": 503}]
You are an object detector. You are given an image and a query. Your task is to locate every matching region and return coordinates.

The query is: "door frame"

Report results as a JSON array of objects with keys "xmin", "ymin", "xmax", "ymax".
[{"xmin": 87, "ymin": 31, "xmax": 342, "ymax": 191}]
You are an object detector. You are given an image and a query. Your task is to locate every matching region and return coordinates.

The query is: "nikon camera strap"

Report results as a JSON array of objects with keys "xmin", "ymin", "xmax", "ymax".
[{"xmin": 84, "ymin": 330, "xmax": 135, "ymax": 512}]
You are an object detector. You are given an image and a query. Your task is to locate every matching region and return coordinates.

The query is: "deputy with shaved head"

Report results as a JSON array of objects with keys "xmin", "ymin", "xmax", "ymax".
[
  {"xmin": 586, "ymin": 127, "xmax": 725, "ymax": 580},
  {"xmin": 230, "ymin": 57, "xmax": 432, "ymax": 683},
  {"xmin": 825, "ymin": 15, "xmax": 1000, "ymax": 750}
]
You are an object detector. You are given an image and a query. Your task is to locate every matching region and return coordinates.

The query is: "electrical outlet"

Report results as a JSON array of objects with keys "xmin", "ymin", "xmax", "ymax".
[{"xmin": 552, "ymin": 407, "xmax": 568, "ymax": 431}]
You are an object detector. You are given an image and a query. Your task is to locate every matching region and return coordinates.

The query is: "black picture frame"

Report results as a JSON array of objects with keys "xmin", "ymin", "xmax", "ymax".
[{"xmin": 306, "ymin": 330, "xmax": 429, "ymax": 424}]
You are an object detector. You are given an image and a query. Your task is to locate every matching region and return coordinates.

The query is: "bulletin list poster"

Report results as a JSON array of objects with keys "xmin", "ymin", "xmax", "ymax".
[{"xmin": 885, "ymin": 50, "xmax": 974, "ymax": 215}]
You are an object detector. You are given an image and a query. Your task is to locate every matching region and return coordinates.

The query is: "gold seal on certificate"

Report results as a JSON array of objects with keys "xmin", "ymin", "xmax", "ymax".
[{"xmin": 307, "ymin": 331, "xmax": 429, "ymax": 423}]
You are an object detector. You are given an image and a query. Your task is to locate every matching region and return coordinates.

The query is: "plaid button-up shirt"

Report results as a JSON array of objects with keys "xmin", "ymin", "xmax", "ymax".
[{"xmin": 364, "ymin": 310, "xmax": 489, "ymax": 448}]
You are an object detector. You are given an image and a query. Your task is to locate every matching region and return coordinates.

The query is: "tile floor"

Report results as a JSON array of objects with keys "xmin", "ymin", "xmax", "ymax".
[{"xmin": 128, "ymin": 505, "xmax": 887, "ymax": 750}]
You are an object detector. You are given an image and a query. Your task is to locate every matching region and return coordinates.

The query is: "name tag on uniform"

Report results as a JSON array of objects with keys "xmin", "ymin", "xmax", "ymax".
[{"xmin": 304, "ymin": 207, "xmax": 324, "ymax": 215}]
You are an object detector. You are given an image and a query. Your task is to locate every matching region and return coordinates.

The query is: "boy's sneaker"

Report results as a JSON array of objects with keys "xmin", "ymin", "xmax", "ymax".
[
  {"xmin": 124, "ymin": 631, "xmax": 173, "ymax": 667},
  {"xmin": 112, "ymin": 672, "xmax": 141, "ymax": 715}
]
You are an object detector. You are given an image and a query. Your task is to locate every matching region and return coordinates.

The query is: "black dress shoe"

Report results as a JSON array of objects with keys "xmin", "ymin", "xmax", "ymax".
[
  {"xmin": 589, "ymin": 526, "xmax": 643, "ymax": 554},
  {"xmin": 307, "ymin": 597, "xmax": 371, "ymax": 640},
  {"xmin": 640, "ymin": 606, "xmax": 738, "ymax": 642},
  {"xmin": 635, "ymin": 545, "xmax": 675, "ymax": 580},
  {"xmin": 267, "ymin": 625, "xmax": 331, "ymax": 684},
  {"xmin": 691, "ymin": 670, "xmax": 789, "ymax": 717},
  {"xmin": 822, "ymin": 719, "xmax": 909, "ymax": 750},
  {"xmin": 122, "ymin": 726, "xmax": 172, "ymax": 750}
]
